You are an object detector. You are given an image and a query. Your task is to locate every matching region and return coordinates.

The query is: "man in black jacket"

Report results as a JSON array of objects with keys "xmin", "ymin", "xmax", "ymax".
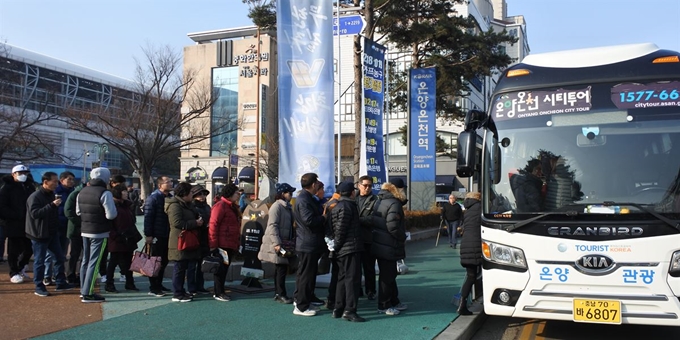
[
  {"xmin": 292, "ymin": 172, "xmax": 327, "ymax": 317},
  {"xmin": 143, "ymin": 176, "xmax": 173, "ymax": 296},
  {"xmin": 26, "ymin": 172, "xmax": 73, "ymax": 296},
  {"xmin": 0, "ymin": 164, "xmax": 36, "ymax": 284},
  {"xmin": 441, "ymin": 194, "xmax": 463, "ymax": 248},
  {"xmin": 331, "ymin": 181, "xmax": 365, "ymax": 322},
  {"xmin": 356, "ymin": 175, "xmax": 378, "ymax": 300}
]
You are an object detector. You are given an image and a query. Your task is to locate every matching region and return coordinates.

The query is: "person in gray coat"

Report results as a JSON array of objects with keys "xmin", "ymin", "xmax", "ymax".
[{"xmin": 258, "ymin": 182, "xmax": 296, "ymax": 304}]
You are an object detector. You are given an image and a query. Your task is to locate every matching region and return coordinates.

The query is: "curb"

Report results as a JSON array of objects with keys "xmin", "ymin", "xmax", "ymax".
[{"xmin": 435, "ymin": 309, "xmax": 487, "ymax": 340}]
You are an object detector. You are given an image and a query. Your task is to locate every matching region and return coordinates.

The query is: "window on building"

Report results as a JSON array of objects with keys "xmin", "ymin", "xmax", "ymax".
[{"xmin": 211, "ymin": 67, "xmax": 239, "ymax": 157}]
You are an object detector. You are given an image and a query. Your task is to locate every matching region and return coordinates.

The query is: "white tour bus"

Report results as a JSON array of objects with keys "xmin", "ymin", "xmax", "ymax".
[{"xmin": 456, "ymin": 43, "xmax": 680, "ymax": 325}]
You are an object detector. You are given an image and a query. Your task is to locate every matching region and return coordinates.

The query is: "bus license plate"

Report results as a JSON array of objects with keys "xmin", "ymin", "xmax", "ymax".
[{"xmin": 573, "ymin": 299, "xmax": 621, "ymax": 324}]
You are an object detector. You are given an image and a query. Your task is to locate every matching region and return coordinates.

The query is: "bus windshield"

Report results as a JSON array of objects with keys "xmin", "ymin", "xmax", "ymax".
[{"xmin": 486, "ymin": 81, "xmax": 680, "ymax": 216}]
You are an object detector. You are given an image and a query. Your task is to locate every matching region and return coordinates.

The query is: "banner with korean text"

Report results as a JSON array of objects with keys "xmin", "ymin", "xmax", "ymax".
[
  {"xmin": 360, "ymin": 38, "xmax": 387, "ymax": 194},
  {"xmin": 276, "ymin": 0, "xmax": 335, "ymax": 196},
  {"xmin": 408, "ymin": 67, "xmax": 436, "ymax": 210}
]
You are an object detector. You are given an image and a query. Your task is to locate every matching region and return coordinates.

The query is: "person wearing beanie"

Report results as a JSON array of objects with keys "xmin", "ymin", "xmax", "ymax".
[
  {"xmin": 258, "ymin": 182, "xmax": 296, "ymax": 304},
  {"xmin": 188, "ymin": 184, "xmax": 211, "ymax": 295},
  {"xmin": 329, "ymin": 181, "xmax": 365, "ymax": 322},
  {"xmin": 457, "ymin": 192, "xmax": 482, "ymax": 315},
  {"xmin": 76, "ymin": 167, "xmax": 117, "ymax": 303}
]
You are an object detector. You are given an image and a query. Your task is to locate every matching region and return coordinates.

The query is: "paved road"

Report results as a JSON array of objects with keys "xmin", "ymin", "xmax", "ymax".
[{"xmin": 471, "ymin": 315, "xmax": 680, "ymax": 340}]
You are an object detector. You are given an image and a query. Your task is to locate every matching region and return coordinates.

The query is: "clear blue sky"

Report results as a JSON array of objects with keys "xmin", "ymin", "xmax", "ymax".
[{"xmin": 1, "ymin": 0, "xmax": 679, "ymax": 80}]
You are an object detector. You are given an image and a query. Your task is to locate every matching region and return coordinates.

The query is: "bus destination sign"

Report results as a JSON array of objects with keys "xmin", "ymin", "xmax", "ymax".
[
  {"xmin": 611, "ymin": 81, "xmax": 680, "ymax": 109},
  {"xmin": 493, "ymin": 87, "xmax": 592, "ymax": 122}
]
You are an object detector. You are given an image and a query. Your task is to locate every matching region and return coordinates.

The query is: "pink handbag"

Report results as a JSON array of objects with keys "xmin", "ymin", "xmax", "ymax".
[{"xmin": 130, "ymin": 244, "xmax": 162, "ymax": 277}]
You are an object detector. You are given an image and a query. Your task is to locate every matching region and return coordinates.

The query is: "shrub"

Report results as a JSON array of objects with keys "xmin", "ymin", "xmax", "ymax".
[{"xmin": 405, "ymin": 207, "xmax": 441, "ymax": 231}]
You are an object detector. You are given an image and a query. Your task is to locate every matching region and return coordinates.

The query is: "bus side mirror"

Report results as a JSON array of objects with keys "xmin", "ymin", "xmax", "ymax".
[
  {"xmin": 490, "ymin": 138, "xmax": 501, "ymax": 184},
  {"xmin": 456, "ymin": 131, "xmax": 476, "ymax": 177}
]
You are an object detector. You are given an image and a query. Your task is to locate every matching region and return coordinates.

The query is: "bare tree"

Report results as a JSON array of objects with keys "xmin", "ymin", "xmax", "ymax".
[
  {"xmin": 0, "ymin": 41, "xmax": 76, "ymax": 166},
  {"xmin": 61, "ymin": 44, "xmax": 240, "ymax": 198}
]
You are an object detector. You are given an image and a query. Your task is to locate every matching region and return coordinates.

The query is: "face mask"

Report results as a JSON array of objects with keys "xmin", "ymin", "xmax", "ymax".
[{"xmin": 16, "ymin": 174, "xmax": 27, "ymax": 182}]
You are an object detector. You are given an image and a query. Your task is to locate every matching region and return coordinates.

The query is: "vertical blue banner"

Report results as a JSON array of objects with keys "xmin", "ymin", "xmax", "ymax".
[
  {"xmin": 409, "ymin": 68, "xmax": 436, "ymax": 183},
  {"xmin": 277, "ymin": 0, "xmax": 335, "ymax": 196},
  {"xmin": 362, "ymin": 38, "xmax": 386, "ymax": 194}
]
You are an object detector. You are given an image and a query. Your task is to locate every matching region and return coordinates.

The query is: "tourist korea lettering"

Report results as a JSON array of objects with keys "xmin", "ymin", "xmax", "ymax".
[
  {"xmin": 409, "ymin": 68, "xmax": 436, "ymax": 182},
  {"xmin": 276, "ymin": 0, "xmax": 335, "ymax": 195},
  {"xmin": 361, "ymin": 38, "xmax": 387, "ymax": 194}
]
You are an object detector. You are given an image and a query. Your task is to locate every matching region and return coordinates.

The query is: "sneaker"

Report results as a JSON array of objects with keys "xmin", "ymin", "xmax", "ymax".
[
  {"xmin": 99, "ymin": 275, "xmax": 107, "ymax": 283},
  {"xmin": 119, "ymin": 275, "xmax": 126, "ymax": 282},
  {"xmin": 172, "ymin": 295, "xmax": 192, "ymax": 302},
  {"xmin": 293, "ymin": 307, "xmax": 317, "ymax": 316},
  {"xmin": 55, "ymin": 283, "xmax": 75, "ymax": 292},
  {"xmin": 310, "ymin": 296, "xmax": 325, "ymax": 306},
  {"xmin": 35, "ymin": 287, "xmax": 50, "ymax": 297},
  {"xmin": 125, "ymin": 284, "xmax": 140, "ymax": 291},
  {"xmin": 148, "ymin": 290, "xmax": 165, "ymax": 297},
  {"xmin": 274, "ymin": 295, "xmax": 293, "ymax": 304},
  {"xmin": 10, "ymin": 274, "xmax": 24, "ymax": 284},
  {"xmin": 214, "ymin": 294, "xmax": 231, "ymax": 302},
  {"xmin": 21, "ymin": 265, "xmax": 31, "ymax": 279},
  {"xmin": 160, "ymin": 286, "xmax": 172, "ymax": 292},
  {"xmin": 105, "ymin": 285, "xmax": 118, "ymax": 293},
  {"xmin": 378, "ymin": 307, "xmax": 400, "ymax": 315},
  {"xmin": 309, "ymin": 305, "xmax": 321, "ymax": 312},
  {"xmin": 81, "ymin": 294, "xmax": 106, "ymax": 303},
  {"xmin": 43, "ymin": 277, "xmax": 54, "ymax": 286},
  {"xmin": 394, "ymin": 302, "xmax": 408, "ymax": 311}
]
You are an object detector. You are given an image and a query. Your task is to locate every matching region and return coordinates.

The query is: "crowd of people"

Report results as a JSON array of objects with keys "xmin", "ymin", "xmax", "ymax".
[{"xmin": 0, "ymin": 165, "xmax": 483, "ymax": 319}]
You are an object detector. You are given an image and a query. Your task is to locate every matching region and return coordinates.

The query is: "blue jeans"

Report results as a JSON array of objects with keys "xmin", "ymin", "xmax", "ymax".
[
  {"xmin": 44, "ymin": 233, "xmax": 69, "ymax": 279},
  {"xmin": 81, "ymin": 237, "xmax": 107, "ymax": 296},
  {"xmin": 31, "ymin": 237, "xmax": 67, "ymax": 288},
  {"xmin": 447, "ymin": 221, "xmax": 459, "ymax": 246}
]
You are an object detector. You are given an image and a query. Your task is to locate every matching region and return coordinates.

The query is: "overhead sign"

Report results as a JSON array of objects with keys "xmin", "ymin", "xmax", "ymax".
[{"xmin": 333, "ymin": 15, "xmax": 364, "ymax": 36}]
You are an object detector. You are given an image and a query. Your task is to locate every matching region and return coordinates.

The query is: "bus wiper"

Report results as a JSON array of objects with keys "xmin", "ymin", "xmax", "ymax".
[
  {"xmin": 506, "ymin": 210, "xmax": 579, "ymax": 232},
  {"xmin": 600, "ymin": 201, "xmax": 680, "ymax": 232}
]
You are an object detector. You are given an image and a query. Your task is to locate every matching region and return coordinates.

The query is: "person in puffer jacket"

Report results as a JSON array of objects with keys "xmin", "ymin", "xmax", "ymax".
[
  {"xmin": 457, "ymin": 191, "xmax": 482, "ymax": 315},
  {"xmin": 330, "ymin": 181, "xmax": 365, "ymax": 322},
  {"xmin": 209, "ymin": 183, "xmax": 241, "ymax": 302},
  {"xmin": 372, "ymin": 182, "xmax": 408, "ymax": 316}
]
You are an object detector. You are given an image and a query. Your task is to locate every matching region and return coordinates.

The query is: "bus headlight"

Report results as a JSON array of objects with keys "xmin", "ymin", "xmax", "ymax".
[
  {"xmin": 669, "ymin": 251, "xmax": 680, "ymax": 277},
  {"xmin": 482, "ymin": 240, "xmax": 527, "ymax": 269}
]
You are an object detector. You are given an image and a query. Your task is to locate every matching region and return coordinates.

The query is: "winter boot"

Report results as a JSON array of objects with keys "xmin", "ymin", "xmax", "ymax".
[
  {"xmin": 457, "ymin": 299, "xmax": 472, "ymax": 315},
  {"xmin": 105, "ymin": 282, "xmax": 118, "ymax": 293},
  {"xmin": 124, "ymin": 275, "xmax": 139, "ymax": 291}
]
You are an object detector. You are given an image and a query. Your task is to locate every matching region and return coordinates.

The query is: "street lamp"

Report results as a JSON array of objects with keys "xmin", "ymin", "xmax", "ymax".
[{"xmin": 82, "ymin": 143, "xmax": 90, "ymax": 182}]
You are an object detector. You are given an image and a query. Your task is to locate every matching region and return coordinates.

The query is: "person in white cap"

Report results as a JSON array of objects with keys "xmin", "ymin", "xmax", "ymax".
[
  {"xmin": 76, "ymin": 167, "xmax": 117, "ymax": 303},
  {"xmin": 0, "ymin": 164, "xmax": 36, "ymax": 284}
]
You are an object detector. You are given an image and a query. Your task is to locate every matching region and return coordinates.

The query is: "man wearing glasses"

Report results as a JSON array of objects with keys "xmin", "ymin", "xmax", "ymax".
[
  {"xmin": 143, "ymin": 176, "xmax": 174, "ymax": 297},
  {"xmin": 356, "ymin": 175, "xmax": 379, "ymax": 300}
]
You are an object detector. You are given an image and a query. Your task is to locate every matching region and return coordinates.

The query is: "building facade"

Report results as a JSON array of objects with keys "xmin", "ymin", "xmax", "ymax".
[
  {"xmin": 0, "ymin": 43, "xmax": 134, "ymax": 181},
  {"xmin": 181, "ymin": 27, "xmax": 279, "ymax": 200}
]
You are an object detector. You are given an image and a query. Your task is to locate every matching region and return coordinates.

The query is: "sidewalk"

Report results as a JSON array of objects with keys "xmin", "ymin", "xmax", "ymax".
[{"xmin": 1, "ymin": 226, "xmax": 481, "ymax": 340}]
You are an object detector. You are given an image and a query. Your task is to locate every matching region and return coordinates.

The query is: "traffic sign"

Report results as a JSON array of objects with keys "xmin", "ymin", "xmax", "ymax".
[{"xmin": 333, "ymin": 15, "xmax": 365, "ymax": 36}]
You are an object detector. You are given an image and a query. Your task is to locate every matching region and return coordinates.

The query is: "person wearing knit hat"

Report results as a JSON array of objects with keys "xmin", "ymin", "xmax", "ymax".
[
  {"xmin": 189, "ymin": 184, "xmax": 211, "ymax": 295},
  {"xmin": 259, "ymin": 182, "xmax": 297, "ymax": 304},
  {"xmin": 77, "ymin": 167, "xmax": 118, "ymax": 303},
  {"xmin": 457, "ymin": 192, "xmax": 482, "ymax": 315}
]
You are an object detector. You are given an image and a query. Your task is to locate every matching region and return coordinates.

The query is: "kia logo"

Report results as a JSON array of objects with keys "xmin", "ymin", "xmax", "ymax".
[{"xmin": 575, "ymin": 254, "xmax": 616, "ymax": 274}]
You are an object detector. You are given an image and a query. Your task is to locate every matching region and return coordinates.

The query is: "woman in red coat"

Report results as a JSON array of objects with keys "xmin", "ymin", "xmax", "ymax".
[{"xmin": 209, "ymin": 183, "xmax": 241, "ymax": 302}]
